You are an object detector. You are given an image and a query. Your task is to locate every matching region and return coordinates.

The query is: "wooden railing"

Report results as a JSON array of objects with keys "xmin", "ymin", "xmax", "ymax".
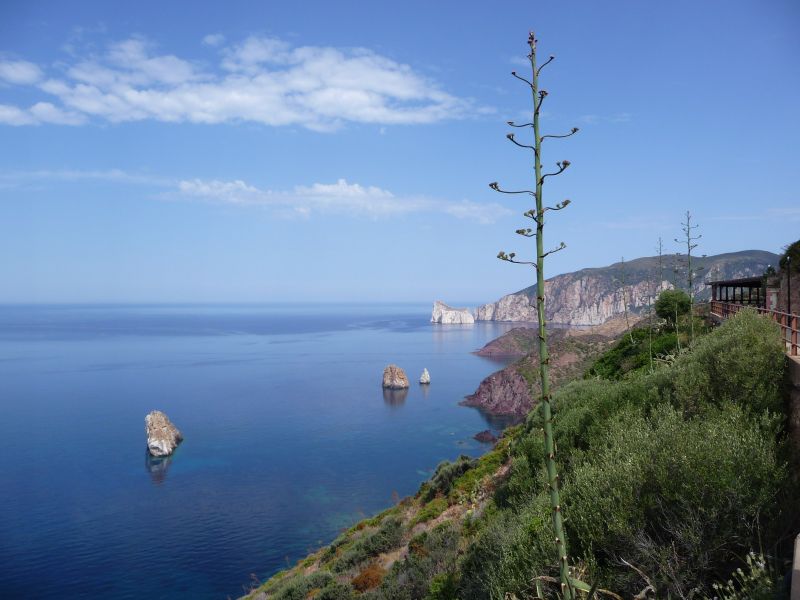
[{"xmin": 710, "ymin": 300, "xmax": 799, "ymax": 356}]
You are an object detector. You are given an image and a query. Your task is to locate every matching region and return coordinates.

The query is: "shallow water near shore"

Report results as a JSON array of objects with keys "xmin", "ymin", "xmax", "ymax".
[{"xmin": 0, "ymin": 304, "xmax": 519, "ymax": 599}]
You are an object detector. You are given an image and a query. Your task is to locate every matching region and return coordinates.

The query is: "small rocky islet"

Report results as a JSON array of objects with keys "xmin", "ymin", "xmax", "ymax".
[{"xmin": 145, "ymin": 410, "xmax": 183, "ymax": 457}]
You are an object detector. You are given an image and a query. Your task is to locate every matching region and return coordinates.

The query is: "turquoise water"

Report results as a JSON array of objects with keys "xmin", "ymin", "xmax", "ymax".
[{"xmin": 0, "ymin": 304, "xmax": 518, "ymax": 599}]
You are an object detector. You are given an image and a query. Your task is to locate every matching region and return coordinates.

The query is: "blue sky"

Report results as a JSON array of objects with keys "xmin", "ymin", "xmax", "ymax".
[{"xmin": 1, "ymin": 1, "xmax": 798, "ymax": 303}]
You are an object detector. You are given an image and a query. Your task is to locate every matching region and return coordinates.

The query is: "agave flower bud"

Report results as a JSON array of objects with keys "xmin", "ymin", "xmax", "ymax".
[
  {"xmin": 540, "ymin": 90, "xmax": 549, "ymax": 97},
  {"xmin": 506, "ymin": 133, "xmax": 514, "ymax": 140},
  {"xmin": 489, "ymin": 182, "xmax": 499, "ymax": 190},
  {"xmin": 571, "ymin": 127, "xmax": 579, "ymax": 133}
]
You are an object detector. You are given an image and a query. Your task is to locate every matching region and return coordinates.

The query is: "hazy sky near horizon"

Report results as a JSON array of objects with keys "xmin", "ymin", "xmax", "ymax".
[{"xmin": 1, "ymin": 1, "xmax": 798, "ymax": 303}]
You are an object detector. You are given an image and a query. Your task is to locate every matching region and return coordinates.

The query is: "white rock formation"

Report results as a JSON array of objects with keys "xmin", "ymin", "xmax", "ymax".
[
  {"xmin": 145, "ymin": 410, "xmax": 183, "ymax": 457},
  {"xmin": 382, "ymin": 364, "xmax": 410, "ymax": 389},
  {"xmin": 419, "ymin": 368, "xmax": 431, "ymax": 384},
  {"xmin": 430, "ymin": 300, "xmax": 475, "ymax": 324}
]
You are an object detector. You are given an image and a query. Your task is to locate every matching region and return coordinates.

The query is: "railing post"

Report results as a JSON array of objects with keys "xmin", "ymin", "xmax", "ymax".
[{"xmin": 792, "ymin": 314, "xmax": 798, "ymax": 356}]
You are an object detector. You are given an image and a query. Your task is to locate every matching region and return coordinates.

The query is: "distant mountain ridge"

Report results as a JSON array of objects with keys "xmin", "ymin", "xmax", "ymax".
[{"xmin": 473, "ymin": 249, "xmax": 778, "ymax": 326}]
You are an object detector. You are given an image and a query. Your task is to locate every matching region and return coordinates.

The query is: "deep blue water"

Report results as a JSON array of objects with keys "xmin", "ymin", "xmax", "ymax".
[{"xmin": 0, "ymin": 304, "xmax": 520, "ymax": 599}]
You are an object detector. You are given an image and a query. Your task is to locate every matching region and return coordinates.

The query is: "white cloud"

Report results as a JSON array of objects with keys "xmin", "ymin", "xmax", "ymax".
[
  {"xmin": 202, "ymin": 33, "xmax": 225, "ymax": 47},
  {"xmin": 0, "ymin": 59, "xmax": 43, "ymax": 85},
  {"xmin": 0, "ymin": 34, "xmax": 479, "ymax": 130},
  {"xmin": 0, "ymin": 169, "xmax": 509, "ymax": 223},
  {"xmin": 0, "ymin": 103, "xmax": 36, "ymax": 125},
  {"xmin": 177, "ymin": 176, "xmax": 509, "ymax": 222}
]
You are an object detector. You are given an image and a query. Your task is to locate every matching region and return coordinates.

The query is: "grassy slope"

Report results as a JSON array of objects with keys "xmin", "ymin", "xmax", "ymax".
[{"xmin": 244, "ymin": 310, "xmax": 795, "ymax": 600}]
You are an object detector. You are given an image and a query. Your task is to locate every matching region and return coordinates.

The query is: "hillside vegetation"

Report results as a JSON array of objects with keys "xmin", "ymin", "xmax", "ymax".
[{"xmin": 244, "ymin": 310, "xmax": 795, "ymax": 600}]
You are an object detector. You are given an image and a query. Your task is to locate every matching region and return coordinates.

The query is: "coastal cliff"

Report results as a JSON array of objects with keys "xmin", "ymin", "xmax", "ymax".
[{"xmin": 474, "ymin": 249, "xmax": 777, "ymax": 326}]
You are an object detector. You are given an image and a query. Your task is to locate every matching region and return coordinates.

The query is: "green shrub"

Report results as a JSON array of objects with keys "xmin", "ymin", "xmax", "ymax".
[
  {"xmin": 458, "ymin": 496, "xmax": 555, "ymax": 600},
  {"xmin": 425, "ymin": 572, "xmax": 458, "ymax": 600},
  {"xmin": 419, "ymin": 456, "xmax": 476, "ymax": 502},
  {"xmin": 375, "ymin": 522, "xmax": 461, "ymax": 600},
  {"xmin": 671, "ymin": 309, "xmax": 784, "ymax": 415},
  {"xmin": 565, "ymin": 403, "xmax": 786, "ymax": 596},
  {"xmin": 655, "ymin": 289, "xmax": 691, "ymax": 325},
  {"xmin": 586, "ymin": 326, "xmax": 678, "ymax": 379},
  {"xmin": 332, "ymin": 517, "xmax": 404, "ymax": 573},
  {"xmin": 268, "ymin": 572, "xmax": 334, "ymax": 600},
  {"xmin": 315, "ymin": 581, "xmax": 355, "ymax": 600},
  {"xmin": 411, "ymin": 497, "xmax": 448, "ymax": 526}
]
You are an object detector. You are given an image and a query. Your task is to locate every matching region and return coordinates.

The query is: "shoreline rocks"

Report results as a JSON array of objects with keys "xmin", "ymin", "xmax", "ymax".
[
  {"xmin": 430, "ymin": 300, "xmax": 475, "ymax": 324},
  {"xmin": 145, "ymin": 410, "xmax": 183, "ymax": 457},
  {"xmin": 474, "ymin": 430, "xmax": 498, "ymax": 444},
  {"xmin": 382, "ymin": 364, "xmax": 410, "ymax": 389}
]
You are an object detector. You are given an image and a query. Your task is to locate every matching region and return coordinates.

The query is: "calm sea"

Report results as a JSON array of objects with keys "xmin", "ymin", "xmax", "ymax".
[{"xmin": 0, "ymin": 304, "xmax": 519, "ymax": 599}]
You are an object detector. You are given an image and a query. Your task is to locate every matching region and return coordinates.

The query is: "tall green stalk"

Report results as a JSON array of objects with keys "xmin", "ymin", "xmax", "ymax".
[
  {"xmin": 494, "ymin": 31, "xmax": 577, "ymax": 599},
  {"xmin": 675, "ymin": 211, "xmax": 701, "ymax": 344}
]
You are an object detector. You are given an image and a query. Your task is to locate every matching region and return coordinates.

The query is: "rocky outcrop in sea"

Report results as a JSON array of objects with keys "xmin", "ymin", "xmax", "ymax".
[
  {"xmin": 419, "ymin": 368, "xmax": 431, "ymax": 384},
  {"xmin": 145, "ymin": 410, "xmax": 183, "ymax": 457},
  {"xmin": 382, "ymin": 364, "xmax": 410, "ymax": 389},
  {"xmin": 430, "ymin": 300, "xmax": 475, "ymax": 324}
]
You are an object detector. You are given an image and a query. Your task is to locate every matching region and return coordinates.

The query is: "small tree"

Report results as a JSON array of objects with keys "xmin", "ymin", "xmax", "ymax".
[
  {"xmin": 655, "ymin": 289, "xmax": 691, "ymax": 327},
  {"xmin": 493, "ymin": 32, "xmax": 579, "ymax": 599}
]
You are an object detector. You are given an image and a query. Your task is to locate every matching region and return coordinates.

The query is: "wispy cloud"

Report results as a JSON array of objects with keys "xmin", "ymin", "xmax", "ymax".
[
  {"xmin": 0, "ymin": 34, "xmax": 483, "ymax": 130},
  {"xmin": 176, "ymin": 177, "xmax": 510, "ymax": 222},
  {"xmin": 1, "ymin": 169, "xmax": 510, "ymax": 223}
]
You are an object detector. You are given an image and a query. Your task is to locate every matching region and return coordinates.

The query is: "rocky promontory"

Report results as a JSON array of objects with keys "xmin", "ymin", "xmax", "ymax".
[
  {"xmin": 473, "ymin": 250, "xmax": 777, "ymax": 327},
  {"xmin": 462, "ymin": 329, "xmax": 610, "ymax": 418},
  {"xmin": 382, "ymin": 364, "xmax": 410, "ymax": 389},
  {"xmin": 430, "ymin": 300, "xmax": 474, "ymax": 324},
  {"xmin": 145, "ymin": 410, "xmax": 183, "ymax": 457}
]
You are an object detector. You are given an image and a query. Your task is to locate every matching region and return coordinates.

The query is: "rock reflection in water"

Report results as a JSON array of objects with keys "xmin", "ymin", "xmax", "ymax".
[
  {"xmin": 382, "ymin": 387, "xmax": 408, "ymax": 407},
  {"xmin": 145, "ymin": 449, "xmax": 172, "ymax": 484}
]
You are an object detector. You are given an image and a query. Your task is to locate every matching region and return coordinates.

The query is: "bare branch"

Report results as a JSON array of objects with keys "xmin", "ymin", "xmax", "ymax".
[
  {"xmin": 489, "ymin": 182, "xmax": 536, "ymax": 197},
  {"xmin": 510, "ymin": 71, "xmax": 533, "ymax": 87},
  {"xmin": 536, "ymin": 54, "xmax": 555, "ymax": 75},
  {"xmin": 546, "ymin": 199, "xmax": 571, "ymax": 211},
  {"xmin": 542, "ymin": 242, "xmax": 567, "ymax": 258},
  {"xmin": 535, "ymin": 90, "xmax": 548, "ymax": 114},
  {"xmin": 497, "ymin": 251, "xmax": 538, "ymax": 269},
  {"xmin": 541, "ymin": 127, "xmax": 579, "ymax": 142},
  {"xmin": 507, "ymin": 120, "xmax": 533, "ymax": 128},
  {"xmin": 540, "ymin": 160, "xmax": 570, "ymax": 184},
  {"xmin": 506, "ymin": 133, "xmax": 536, "ymax": 151}
]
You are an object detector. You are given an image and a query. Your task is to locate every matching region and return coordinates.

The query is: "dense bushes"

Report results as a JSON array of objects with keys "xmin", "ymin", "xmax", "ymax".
[
  {"xmin": 332, "ymin": 517, "xmax": 404, "ymax": 573},
  {"xmin": 419, "ymin": 455, "xmax": 476, "ymax": 502},
  {"xmin": 368, "ymin": 522, "xmax": 461, "ymax": 600},
  {"xmin": 457, "ymin": 310, "xmax": 792, "ymax": 598}
]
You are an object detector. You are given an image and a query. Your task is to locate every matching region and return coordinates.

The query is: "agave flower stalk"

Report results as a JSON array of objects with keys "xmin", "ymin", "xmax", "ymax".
[{"xmin": 494, "ymin": 31, "xmax": 578, "ymax": 599}]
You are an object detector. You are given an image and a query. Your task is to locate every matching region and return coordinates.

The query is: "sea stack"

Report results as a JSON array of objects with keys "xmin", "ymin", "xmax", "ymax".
[
  {"xmin": 419, "ymin": 368, "xmax": 431, "ymax": 384},
  {"xmin": 145, "ymin": 410, "xmax": 183, "ymax": 457},
  {"xmin": 430, "ymin": 300, "xmax": 475, "ymax": 324},
  {"xmin": 382, "ymin": 364, "xmax": 410, "ymax": 389}
]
